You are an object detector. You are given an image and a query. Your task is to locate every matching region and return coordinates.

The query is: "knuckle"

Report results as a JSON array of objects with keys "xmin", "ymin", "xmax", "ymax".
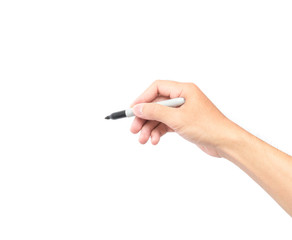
[
  {"xmin": 186, "ymin": 82, "xmax": 198, "ymax": 89},
  {"xmin": 144, "ymin": 103, "xmax": 162, "ymax": 120},
  {"xmin": 154, "ymin": 79, "xmax": 162, "ymax": 85},
  {"xmin": 148, "ymin": 103, "xmax": 159, "ymax": 117},
  {"xmin": 183, "ymin": 82, "xmax": 199, "ymax": 95},
  {"xmin": 154, "ymin": 103, "xmax": 163, "ymax": 113},
  {"xmin": 141, "ymin": 124, "xmax": 151, "ymax": 135}
]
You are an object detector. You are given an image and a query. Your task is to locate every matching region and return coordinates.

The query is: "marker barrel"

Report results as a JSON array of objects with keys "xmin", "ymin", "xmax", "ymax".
[{"xmin": 126, "ymin": 97, "xmax": 185, "ymax": 117}]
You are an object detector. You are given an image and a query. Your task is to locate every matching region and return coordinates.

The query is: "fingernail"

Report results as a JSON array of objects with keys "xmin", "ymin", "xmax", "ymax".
[{"xmin": 133, "ymin": 104, "xmax": 144, "ymax": 116}]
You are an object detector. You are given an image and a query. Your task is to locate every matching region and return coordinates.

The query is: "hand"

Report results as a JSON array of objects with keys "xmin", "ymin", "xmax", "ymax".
[
  {"xmin": 130, "ymin": 80, "xmax": 292, "ymax": 216},
  {"xmin": 130, "ymin": 80, "xmax": 233, "ymax": 158}
]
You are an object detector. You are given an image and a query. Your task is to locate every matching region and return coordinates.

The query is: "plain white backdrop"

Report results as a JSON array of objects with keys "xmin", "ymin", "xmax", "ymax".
[{"xmin": 0, "ymin": 0, "xmax": 291, "ymax": 239}]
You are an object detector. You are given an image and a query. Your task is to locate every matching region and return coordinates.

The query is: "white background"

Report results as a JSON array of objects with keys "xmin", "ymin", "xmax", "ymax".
[{"xmin": 0, "ymin": 0, "xmax": 291, "ymax": 239}]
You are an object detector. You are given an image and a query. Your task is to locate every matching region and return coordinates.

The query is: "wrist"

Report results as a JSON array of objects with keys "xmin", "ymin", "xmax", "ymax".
[{"xmin": 216, "ymin": 119, "xmax": 251, "ymax": 163}]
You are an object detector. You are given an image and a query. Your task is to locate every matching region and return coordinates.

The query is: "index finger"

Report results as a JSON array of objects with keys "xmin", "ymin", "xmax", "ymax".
[{"xmin": 131, "ymin": 80, "xmax": 184, "ymax": 107}]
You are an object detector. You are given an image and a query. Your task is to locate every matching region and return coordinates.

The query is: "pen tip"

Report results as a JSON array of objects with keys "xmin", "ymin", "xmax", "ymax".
[{"xmin": 105, "ymin": 116, "xmax": 110, "ymax": 120}]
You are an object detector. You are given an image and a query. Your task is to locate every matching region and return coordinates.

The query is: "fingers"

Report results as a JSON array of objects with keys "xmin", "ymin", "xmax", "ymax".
[
  {"xmin": 150, "ymin": 123, "xmax": 169, "ymax": 145},
  {"xmin": 138, "ymin": 120, "xmax": 160, "ymax": 144},
  {"xmin": 130, "ymin": 116, "xmax": 146, "ymax": 134},
  {"xmin": 130, "ymin": 118, "xmax": 170, "ymax": 145},
  {"xmin": 131, "ymin": 80, "xmax": 184, "ymax": 107},
  {"xmin": 129, "ymin": 80, "xmax": 194, "ymax": 145}
]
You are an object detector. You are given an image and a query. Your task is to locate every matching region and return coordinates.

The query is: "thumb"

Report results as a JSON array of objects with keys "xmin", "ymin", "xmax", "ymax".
[{"xmin": 132, "ymin": 103, "xmax": 179, "ymax": 127}]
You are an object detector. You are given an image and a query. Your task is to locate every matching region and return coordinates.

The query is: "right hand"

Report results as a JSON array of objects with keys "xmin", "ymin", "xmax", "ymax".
[{"xmin": 130, "ymin": 80, "xmax": 234, "ymax": 158}]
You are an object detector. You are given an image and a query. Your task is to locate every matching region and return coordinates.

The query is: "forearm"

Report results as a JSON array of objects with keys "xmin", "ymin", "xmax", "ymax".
[{"xmin": 218, "ymin": 121, "xmax": 292, "ymax": 216}]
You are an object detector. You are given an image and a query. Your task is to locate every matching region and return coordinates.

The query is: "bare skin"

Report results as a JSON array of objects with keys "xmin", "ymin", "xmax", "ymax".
[{"xmin": 130, "ymin": 80, "xmax": 292, "ymax": 216}]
